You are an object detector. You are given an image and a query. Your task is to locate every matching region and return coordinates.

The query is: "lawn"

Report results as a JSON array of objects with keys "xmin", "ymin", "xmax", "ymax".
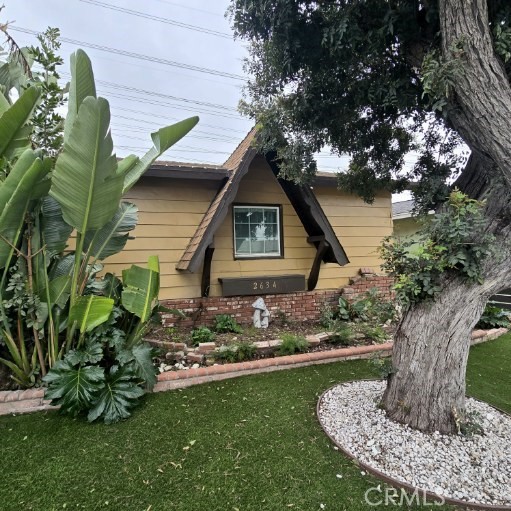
[{"xmin": 1, "ymin": 334, "xmax": 510, "ymax": 511}]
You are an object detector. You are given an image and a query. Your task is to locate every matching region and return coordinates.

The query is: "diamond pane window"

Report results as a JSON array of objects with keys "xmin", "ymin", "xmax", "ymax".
[{"xmin": 233, "ymin": 206, "xmax": 281, "ymax": 258}]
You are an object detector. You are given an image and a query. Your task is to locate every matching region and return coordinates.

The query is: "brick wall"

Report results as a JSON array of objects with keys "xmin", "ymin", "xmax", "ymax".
[
  {"xmin": 340, "ymin": 268, "xmax": 395, "ymax": 302},
  {"xmin": 161, "ymin": 270, "xmax": 395, "ymax": 327},
  {"xmin": 161, "ymin": 290, "xmax": 340, "ymax": 327}
]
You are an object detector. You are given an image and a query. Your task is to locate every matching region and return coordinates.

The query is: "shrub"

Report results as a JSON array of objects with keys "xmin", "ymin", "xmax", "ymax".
[
  {"xmin": 277, "ymin": 334, "xmax": 309, "ymax": 356},
  {"xmin": 476, "ymin": 304, "xmax": 510, "ymax": 329},
  {"xmin": 329, "ymin": 323, "xmax": 355, "ymax": 346},
  {"xmin": 369, "ymin": 355, "xmax": 394, "ymax": 379},
  {"xmin": 214, "ymin": 314, "xmax": 243, "ymax": 333},
  {"xmin": 214, "ymin": 342, "xmax": 257, "ymax": 363},
  {"xmin": 334, "ymin": 290, "xmax": 396, "ymax": 326},
  {"xmin": 357, "ymin": 324, "xmax": 388, "ymax": 343},
  {"xmin": 191, "ymin": 327, "xmax": 215, "ymax": 346}
]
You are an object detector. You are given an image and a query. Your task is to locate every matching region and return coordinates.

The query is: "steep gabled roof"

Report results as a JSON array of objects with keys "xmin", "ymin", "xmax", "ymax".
[
  {"xmin": 176, "ymin": 128, "xmax": 259, "ymax": 272},
  {"xmin": 176, "ymin": 129, "xmax": 349, "ymax": 273}
]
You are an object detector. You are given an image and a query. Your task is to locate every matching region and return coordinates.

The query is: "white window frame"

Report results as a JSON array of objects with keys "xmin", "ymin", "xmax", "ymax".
[{"xmin": 233, "ymin": 205, "xmax": 282, "ymax": 259}]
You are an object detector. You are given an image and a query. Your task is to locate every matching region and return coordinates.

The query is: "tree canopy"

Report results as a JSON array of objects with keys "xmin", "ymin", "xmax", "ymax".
[{"xmin": 230, "ymin": 1, "xmax": 511, "ymax": 208}]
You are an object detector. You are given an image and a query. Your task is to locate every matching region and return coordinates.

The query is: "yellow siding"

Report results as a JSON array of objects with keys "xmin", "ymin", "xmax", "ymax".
[
  {"xmin": 102, "ymin": 160, "xmax": 392, "ymax": 299},
  {"xmin": 314, "ymin": 186, "xmax": 392, "ymax": 289}
]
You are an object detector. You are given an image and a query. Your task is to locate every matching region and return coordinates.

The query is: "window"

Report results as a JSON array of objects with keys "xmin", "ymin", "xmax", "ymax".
[{"xmin": 233, "ymin": 205, "xmax": 282, "ymax": 258}]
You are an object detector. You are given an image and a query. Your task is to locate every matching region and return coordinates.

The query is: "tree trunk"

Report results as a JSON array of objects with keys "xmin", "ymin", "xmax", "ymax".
[{"xmin": 383, "ymin": 1, "xmax": 511, "ymax": 434}]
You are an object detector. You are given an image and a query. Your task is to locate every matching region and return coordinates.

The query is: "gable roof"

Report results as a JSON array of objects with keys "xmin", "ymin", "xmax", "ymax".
[
  {"xmin": 175, "ymin": 129, "xmax": 349, "ymax": 273},
  {"xmin": 392, "ymin": 199, "xmax": 415, "ymax": 219}
]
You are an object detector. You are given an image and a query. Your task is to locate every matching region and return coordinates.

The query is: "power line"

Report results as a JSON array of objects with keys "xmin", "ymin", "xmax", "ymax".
[
  {"xmin": 146, "ymin": 0, "xmax": 223, "ymax": 17},
  {"xmin": 79, "ymin": 0, "xmax": 232, "ymax": 39},
  {"xmin": 10, "ymin": 26, "xmax": 245, "ymax": 80}
]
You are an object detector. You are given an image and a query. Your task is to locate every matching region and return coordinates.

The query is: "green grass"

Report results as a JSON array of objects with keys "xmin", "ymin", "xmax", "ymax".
[{"xmin": 1, "ymin": 334, "xmax": 510, "ymax": 511}]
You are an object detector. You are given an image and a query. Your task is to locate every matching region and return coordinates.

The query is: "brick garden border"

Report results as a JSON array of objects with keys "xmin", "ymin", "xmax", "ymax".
[{"xmin": 0, "ymin": 327, "xmax": 507, "ymax": 417}]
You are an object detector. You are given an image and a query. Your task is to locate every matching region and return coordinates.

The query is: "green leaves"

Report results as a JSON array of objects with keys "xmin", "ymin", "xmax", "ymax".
[
  {"xmin": 121, "ymin": 116, "xmax": 199, "ymax": 193},
  {"xmin": 0, "ymin": 86, "xmax": 40, "ymax": 159},
  {"xmin": 87, "ymin": 366, "xmax": 144, "ymax": 424},
  {"xmin": 131, "ymin": 343, "xmax": 157, "ymax": 390},
  {"xmin": 69, "ymin": 295, "xmax": 114, "ymax": 333},
  {"xmin": 44, "ymin": 360, "xmax": 105, "ymax": 416},
  {"xmin": 51, "ymin": 96, "xmax": 123, "ymax": 234},
  {"xmin": 0, "ymin": 149, "xmax": 51, "ymax": 268},
  {"xmin": 83, "ymin": 202, "xmax": 138, "ymax": 260},
  {"xmin": 122, "ymin": 257, "xmax": 160, "ymax": 323}
]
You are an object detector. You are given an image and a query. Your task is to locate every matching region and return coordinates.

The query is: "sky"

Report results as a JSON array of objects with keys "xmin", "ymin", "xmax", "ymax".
[{"xmin": 4, "ymin": 0, "xmax": 410, "ymax": 200}]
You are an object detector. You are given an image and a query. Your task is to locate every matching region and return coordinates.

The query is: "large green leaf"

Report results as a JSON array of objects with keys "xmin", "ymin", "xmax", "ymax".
[
  {"xmin": 121, "ymin": 116, "xmax": 199, "ymax": 194},
  {"xmin": 38, "ymin": 275, "xmax": 71, "ymax": 309},
  {"xmin": 68, "ymin": 295, "xmax": 114, "ymax": 333},
  {"xmin": 0, "ymin": 149, "xmax": 52, "ymax": 268},
  {"xmin": 0, "ymin": 86, "xmax": 40, "ymax": 159},
  {"xmin": 66, "ymin": 342, "xmax": 104, "ymax": 366},
  {"xmin": 131, "ymin": 343, "xmax": 157, "ymax": 390},
  {"xmin": 43, "ymin": 360, "xmax": 105, "ymax": 417},
  {"xmin": 121, "ymin": 259, "xmax": 160, "ymax": 323},
  {"xmin": 51, "ymin": 96, "xmax": 123, "ymax": 233},
  {"xmin": 83, "ymin": 202, "xmax": 138, "ymax": 260},
  {"xmin": 87, "ymin": 366, "xmax": 144, "ymax": 424},
  {"xmin": 64, "ymin": 49, "xmax": 96, "ymax": 140},
  {"xmin": 41, "ymin": 196, "xmax": 74, "ymax": 256},
  {"xmin": 49, "ymin": 253, "xmax": 75, "ymax": 279}
]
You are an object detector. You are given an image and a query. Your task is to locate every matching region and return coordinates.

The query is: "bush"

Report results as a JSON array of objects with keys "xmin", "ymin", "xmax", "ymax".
[
  {"xmin": 277, "ymin": 334, "xmax": 309, "ymax": 356},
  {"xmin": 357, "ymin": 324, "xmax": 388, "ymax": 343},
  {"xmin": 476, "ymin": 304, "xmax": 510, "ymax": 329},
  {"xmin": 214, "ymin": 342, "xmax": 257, "ymax": 363},
  {"xmin": 191, "ymin": 327, "xmax": 215, "ymax": 346},
  {"xmin": 214, "ymin": 314, "xmax": 243, "ymax": 333},
  {"xmin": 333, "ymin": 290, "xmax": 397, "ymax": 326},
  {"xmin": 329, "ymin": 323, "xmax": 355, "ymax": 346}
]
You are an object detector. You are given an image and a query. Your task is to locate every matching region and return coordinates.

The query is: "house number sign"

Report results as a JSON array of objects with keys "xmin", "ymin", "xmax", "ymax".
[{"xmin": 219, "ymin": 274, "xmax": 306, "ymax": 297}]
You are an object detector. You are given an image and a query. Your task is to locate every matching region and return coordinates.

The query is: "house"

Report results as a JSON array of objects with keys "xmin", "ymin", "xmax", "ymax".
[{"xmin": 105, "ymin": 129, "xmax": 394, "ymax": 325}]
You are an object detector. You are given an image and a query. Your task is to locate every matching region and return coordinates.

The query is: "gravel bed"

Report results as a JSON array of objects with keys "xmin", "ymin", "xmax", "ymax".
[{"xmin": 318, "ymin": 380, "xmax": 511, "ymax": 507}]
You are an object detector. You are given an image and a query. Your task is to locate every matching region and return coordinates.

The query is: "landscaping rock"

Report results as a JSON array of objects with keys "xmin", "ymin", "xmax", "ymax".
[
  {"xmin": 318, "ymin": 380, "xmax": 511, "ymax": 507},
  {"xmin": 254, "ymin": 339, "xmax": 282, "ymax": 351},
  {"xmin": 197, "ymin": 342, "xmax": 216, "ymax": 354},
  {"xmin": 187, "ymin": 353, "xmax": 204, "ymax": 364},
  {"xmin": 305, "ymin": 335, "xmax": 320, "ymax": 346},
  {"xmin": 316, "ymin": 332, "xmax": 330, "ymax": 342},
  {"xmin": 205, "ymin": 358, "xmax": 216, "ymax": 367},
  {"xmin": 174, "ymin": 351, "xmax": 185, "ymax": 361}
]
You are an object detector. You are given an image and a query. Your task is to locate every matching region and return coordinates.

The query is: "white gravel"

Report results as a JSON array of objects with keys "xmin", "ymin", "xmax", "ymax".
[{"xmin": 318, "ymin": 380, "xmax": 511, "ymax": 507}]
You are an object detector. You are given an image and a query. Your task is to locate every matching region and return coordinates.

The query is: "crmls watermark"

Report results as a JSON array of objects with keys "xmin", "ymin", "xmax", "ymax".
[{"xmin": 364, "ymin": 486, "xmax": 445, "ymax": 507}]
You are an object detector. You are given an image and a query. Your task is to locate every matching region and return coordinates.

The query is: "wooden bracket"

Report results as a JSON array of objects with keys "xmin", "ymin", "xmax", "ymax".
[
  {"xmin": 201, "ymin": 244, "xmax": 215, "ymax": 297},
  {"xmin": 307, "ymin": 237, "xmax": 329, "ymax": 291}
]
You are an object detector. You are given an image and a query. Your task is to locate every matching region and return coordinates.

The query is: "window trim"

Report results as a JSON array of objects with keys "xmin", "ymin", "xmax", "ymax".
[{"xmin": 232, "ymin": 203, "xmax": 284, "ymax": 260}]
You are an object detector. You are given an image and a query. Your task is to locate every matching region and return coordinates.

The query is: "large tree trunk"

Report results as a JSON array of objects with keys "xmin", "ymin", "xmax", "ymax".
[{"xmin": 383, "ymin": 1, "xmax": 511, "ymax": 434}]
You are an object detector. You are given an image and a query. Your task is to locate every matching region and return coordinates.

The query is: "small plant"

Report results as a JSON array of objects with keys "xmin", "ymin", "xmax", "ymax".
[
  {"xmin": 214, "ymin": 314, "xmax": 243, "ymax": 334},
  {"xmin": 476, "ymin": 304, "xmax": 510, "ymax": 329},
  {"xmin": 274, "ymin": 308, "xmax": 290, "ymax": 326},
  {"xmin": 370, "ymin": 355, "xmax": 394, "ymax": 379},
  {"xmin": 329, "ymin": 323, "xmax": 355, "ymax": 346},
  {"xmin": 319, "ymin": 301, "xmax": 336, "ymax": 329},
  {"xmin": 337, "ymin": 297, "xmax": 352, "ymax": 321},
  {"xmin": 357, "ymin": 324, "xmax": 388, "ymax": 343},
  {"xmin": 453, "ymin": 408, "xmax": 484, "ymax": 437},
  {"xmin": 191, "ymin": 327, "xmax": 215, "ymax": 346},
  {"xmin": 277, "ymin": 334, "xmax": 309, "ymax": 356},
  {"xmin": 214, "ymin": 342, "xmax": 256, "ymax": 363}
]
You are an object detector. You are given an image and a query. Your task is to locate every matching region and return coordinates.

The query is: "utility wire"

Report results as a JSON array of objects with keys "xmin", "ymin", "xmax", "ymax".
[
  {"xmin": 10, "ymin": 26, "xmax": 245, "ymax": 80},
  {"xmin": 79, "ymin": 0, "xmax": 232, "ymax": 39}
]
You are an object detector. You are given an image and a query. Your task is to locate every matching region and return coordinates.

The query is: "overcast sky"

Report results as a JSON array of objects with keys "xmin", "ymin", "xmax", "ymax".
[{"xmin": 5, "ymin": 1, "xmax": 410, "ymax": 200}]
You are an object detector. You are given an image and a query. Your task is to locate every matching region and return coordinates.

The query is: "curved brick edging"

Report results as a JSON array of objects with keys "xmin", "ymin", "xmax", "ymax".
[
  {"xmin": 153, "ymin": 342, "xmax": 393, "ymax": 392},
  {"xmin": 316, "ymin": 381, "xmax": 511, "ymax": 511},
  {"xmin": 0, "ymin": 326, "xmax": 507, "ymax": 416}
]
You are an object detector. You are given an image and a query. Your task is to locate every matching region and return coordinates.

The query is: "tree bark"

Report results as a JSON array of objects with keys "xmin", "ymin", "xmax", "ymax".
[{"xmin": 383, "ymin": 1, "xmax": 511, "ymax": 434}]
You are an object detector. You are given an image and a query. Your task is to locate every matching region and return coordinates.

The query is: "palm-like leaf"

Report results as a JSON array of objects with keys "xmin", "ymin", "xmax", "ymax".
[
  {"xmin": 83, "ymin": 202, "xmax": 138, "ymax": 260},
  {"xmin": 68, "ymin": 295, "xmax": 114, "ymax": 333},
  {"xmin": 38, "ymin": 275, "xmax": 71, "ymax": 309},
  {"xmin": 66, "ymin": 342, "xmax": 104, "ymax": 366},
  {"xmin": 121, "ymin": 116, "xmax": 199, "ymax": 193},
  {"xmin": 131, "ymin": 343, "xmax": 157, "ymax": 390},
  {"xmin": 87, "ymin": 366, "xmax": 144, "ymax": 424},
  {"xmin": 50, "ymin": 96, "xmax": 123, "ymax": 234},
  {"xmin": 0, "ymin": 149, "xmax": 52, "ymax": 268},
  {"xmin": 41, "ymin": 196, "xmax": 74, "ymax": 256},
  {"xmin": 121, "ymin": 258, "xmax": 160, "ymax": 323},
  {"xmin": 43, "ymin": 360, "xmax": 105, "ymax": 416},
  {"xmin": 0, "ymin": 86, "xmax": 40, "ymax": 159},
  {"xmin": 64, "ymin": 49, "xmax": 96, "ymax": 140}
]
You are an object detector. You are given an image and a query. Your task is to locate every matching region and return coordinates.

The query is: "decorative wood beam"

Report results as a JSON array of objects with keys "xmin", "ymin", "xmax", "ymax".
[
  {"xmin": 307, "ymin": 237, "xmax": 329, "ymax": 291},
  {"xmin": 201, "ymin": 244, "xmax": 215, "ymax": 297}
]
